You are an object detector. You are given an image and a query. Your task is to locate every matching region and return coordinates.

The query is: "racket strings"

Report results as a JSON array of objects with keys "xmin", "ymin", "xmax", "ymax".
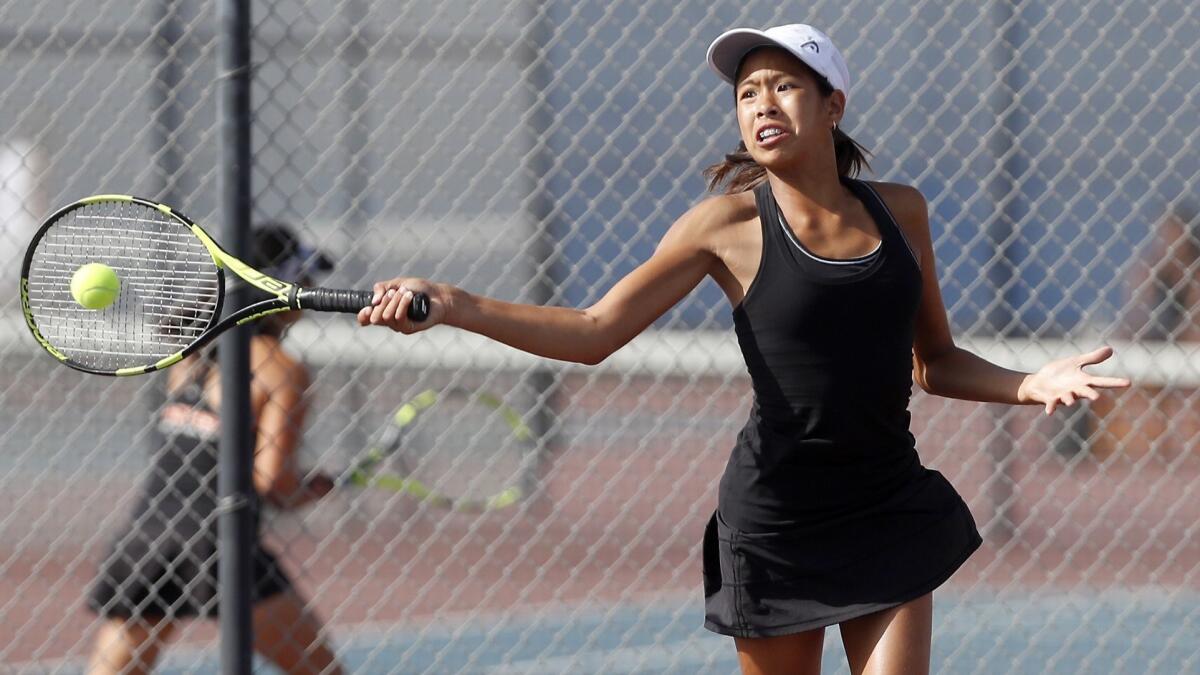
[
  {"xmin": 398, "ymin": 394, "xmax": 533, "ymax": 506},
  {"xmin": 24, "ymin": 200, "xmax": 220, "ymax": 371}
]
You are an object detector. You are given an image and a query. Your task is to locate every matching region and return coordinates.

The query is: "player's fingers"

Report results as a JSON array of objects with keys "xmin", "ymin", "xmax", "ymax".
[
  {"xmin": 1078, "ymin": 386, "xmax": 1100, "ymax": 401},
  {"xmin": 378, "ymin": 288, "xmax": 404, "ymax": 330},
  {"xmin": 388, "ymin": 289, "xmax": 413, "ymax": 331},
  {"xmin": 372, "ymin": 279, "xmax": 410, "ymax": 305},
  {"xmin": 368, "ymin": 289, "xmax": 394, "ymax": 326},
  {"xmin": 357, "ymin": 306, "xmax": 372, "ymax": 326},
  {"xmin": 394, "ymin": 290, "xmax": 415, "ymax": 326},
  {"xmin": 1090, "ymin": 375, "xmax": 1131, "ymax": 389},
  {"xmin": 372, "ymin": 281, "xmax": 390, "ymax": 305},
  {"xmin": 1076, "ymin": 345, "xmax": 1114, "ymax": 366},
  {"xmin": 385, "ymin": 290, "xmax": 409, "ymax": 325}
]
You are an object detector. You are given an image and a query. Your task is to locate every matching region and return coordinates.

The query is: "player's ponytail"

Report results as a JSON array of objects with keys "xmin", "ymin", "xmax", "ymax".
[
  {"xmin": 832, "ymin": 125, "xmax": 870, "ymax": 180},
  {"xmin": 703, "ymin": 141, "xmax": 765, "ymax": 194}
]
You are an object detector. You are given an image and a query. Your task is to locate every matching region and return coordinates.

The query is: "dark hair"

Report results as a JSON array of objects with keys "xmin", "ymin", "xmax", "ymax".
[
  {"xmin": 248, "ymin": 222, "xmax": 329, "ymax": 339},
  {"xmin": 250, "ymin": 222, "xmax": 332, "ymax": 274},
  {"xmin": 703, "ymin": 59, "xmax": 871, "ymax": 194}
]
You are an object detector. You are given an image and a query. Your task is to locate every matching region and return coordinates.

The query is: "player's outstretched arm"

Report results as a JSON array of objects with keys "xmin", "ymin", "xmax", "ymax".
[
  {"xmin": 358, "ymin": 197, "xmax": 734, "ymax": 365},
  {"xmin": 879, "ymin": 182, "xmax": 1131, "ymax": 413},
  {"xmin": 251, "ymin": 339, "xmax": 333, "ymax": 508}
]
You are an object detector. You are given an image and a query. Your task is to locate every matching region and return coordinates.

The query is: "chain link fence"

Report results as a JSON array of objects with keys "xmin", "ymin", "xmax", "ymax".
[{"xmin": 2, "ymin": 0, "xmax": 1197, "ymax": 672}]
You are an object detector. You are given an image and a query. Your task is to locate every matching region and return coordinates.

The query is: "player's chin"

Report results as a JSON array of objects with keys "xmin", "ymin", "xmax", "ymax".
[{"xmin": 747, "ymin": 144, "xmax": 800, "ymax": 169}]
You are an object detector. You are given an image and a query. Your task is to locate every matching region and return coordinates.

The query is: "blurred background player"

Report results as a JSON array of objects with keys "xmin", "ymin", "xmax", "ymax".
[
  {"xmin": 1119, "ymin": 199, "xmax": 1200, "ymax": 342},
  {"xmin": 85, "ymin": 224, "xmax": 343, "ymax": 675},
  {"xmin": 1090, "ymin": 199, "xmax": 1200, "ymax": 460}
]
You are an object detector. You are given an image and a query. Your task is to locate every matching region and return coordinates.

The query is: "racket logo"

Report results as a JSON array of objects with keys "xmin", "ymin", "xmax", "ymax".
[
  {"xmin": 263, "ymin": 278, "xmax": 288, "ymax": 293},
  {"xmin": 245, "ymin": 272, "xmax": 290, "ymax": 294}
]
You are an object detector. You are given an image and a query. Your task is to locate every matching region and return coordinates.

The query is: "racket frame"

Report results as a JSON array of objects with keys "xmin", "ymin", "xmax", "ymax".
[
  {"xmin": 343, "ymin": 387, "xmax": 535, "ymax": 513},
  {"xmin": 21, "ymin": 194, "xmax": 423, "ymax": 376}
]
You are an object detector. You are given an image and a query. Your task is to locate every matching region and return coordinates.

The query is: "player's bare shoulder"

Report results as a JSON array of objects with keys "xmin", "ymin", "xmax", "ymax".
[
  {"xmin": 671, "ymin": 191, "xmax": 762, "ymax": 302},
  {"xmin": 662, "ymin": 191, "xmax": 758, "ymax": 251},
  {"xmin": 867, "ymin": 181, "xmax": 925, "ymax": 217},
  {"xmin": 693, "ymin": 190, "xmax": 758, "ymax": 233},
  {"xmin": 864, "ymin": 181, "xmax": 929, "ymax": 268},
  {"xmin": 647, "ymin": 191, "xmax": 760, "ymax": 304}
]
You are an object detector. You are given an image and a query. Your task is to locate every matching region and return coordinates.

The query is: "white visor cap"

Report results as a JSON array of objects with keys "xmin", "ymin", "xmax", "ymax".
[{"xmin": 706, "ymin": 24, "xmax": 851, "ymax": 103}]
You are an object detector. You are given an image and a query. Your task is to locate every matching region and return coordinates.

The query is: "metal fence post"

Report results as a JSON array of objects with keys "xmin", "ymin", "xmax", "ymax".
[{"xmin": 216, "ymin": 0, "xmax": 255, "ymax": 672}]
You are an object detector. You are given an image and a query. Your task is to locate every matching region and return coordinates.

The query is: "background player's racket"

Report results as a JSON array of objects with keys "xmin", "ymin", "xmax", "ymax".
[
  {"xmin": 340, "ymin": 387, "xmax": 537, "ymax": 513},
  {"xmin": 20, "ymin": 194, "xmax": 429, "ymax": 376}
]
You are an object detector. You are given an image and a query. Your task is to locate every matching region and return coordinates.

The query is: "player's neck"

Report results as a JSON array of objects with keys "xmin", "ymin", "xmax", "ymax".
[{"xmin": 765, "ymin": 166, "xmax": 847, "ymax": 219}]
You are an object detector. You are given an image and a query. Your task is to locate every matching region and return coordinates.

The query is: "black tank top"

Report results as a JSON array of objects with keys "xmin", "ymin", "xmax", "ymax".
[
  {"xmin": 719, "ymin": 178, "xmax": 926, "ymax": 532},
  {"xmin": 137, "ymin": 357, "xmax": 261, "ymax": 535}
]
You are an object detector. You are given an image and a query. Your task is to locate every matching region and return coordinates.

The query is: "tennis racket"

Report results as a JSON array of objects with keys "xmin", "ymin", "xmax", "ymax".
[
  {"xmin": 20, "ymin": 194, "xmax": 429, "ymax": 376},
  {"xmin": 340, "ymin": 386, "xmax": 538, "ymax": 513}
]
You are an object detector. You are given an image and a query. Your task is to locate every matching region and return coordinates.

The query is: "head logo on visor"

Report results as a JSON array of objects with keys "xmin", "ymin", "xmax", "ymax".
[{"xmin": 706, "ymin": 24, "xmax": 851, "ymax": 104}]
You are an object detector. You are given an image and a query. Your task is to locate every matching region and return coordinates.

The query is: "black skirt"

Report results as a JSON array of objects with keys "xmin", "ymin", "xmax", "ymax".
[
  {"xmin": 88, "ymin": 523, "xmax": 291, "ymax": 620},
  {"xmin": 703, "ymin": 468, "xmax": 981, "ymax": 638},
  {"xmin": 89, "ymin": 430, "xmax": 293, "ymax": 620}
]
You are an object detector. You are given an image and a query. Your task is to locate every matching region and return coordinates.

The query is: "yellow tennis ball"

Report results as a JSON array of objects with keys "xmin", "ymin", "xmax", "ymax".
[{"xmin": 70, "ymin": 263, "xmax": 121, "ymax": 310}]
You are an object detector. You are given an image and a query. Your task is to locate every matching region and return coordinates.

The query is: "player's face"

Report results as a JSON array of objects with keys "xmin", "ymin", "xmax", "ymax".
[{"xmin": 734, "ymin": 49, "xmax": 843, "ymax": 169}]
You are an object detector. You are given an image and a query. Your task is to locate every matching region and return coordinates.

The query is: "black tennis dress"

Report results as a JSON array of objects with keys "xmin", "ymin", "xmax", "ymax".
[
  {"xmin": 703, "ymin": 179, "xmax": 982, "ymax": 638},
  {"xmin": 88, "ymin": 359, "xmax": 291, "ymax": 619}
]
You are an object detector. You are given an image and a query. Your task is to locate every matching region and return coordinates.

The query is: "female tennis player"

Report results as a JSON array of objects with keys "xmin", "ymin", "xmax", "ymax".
[
  {"xmin": 86, "ymin": 225, "xmax": 342, "ymax": 675},
  {"xmin": 358, "ymin": 24, "xmax": 1130, "ymax": 675}
]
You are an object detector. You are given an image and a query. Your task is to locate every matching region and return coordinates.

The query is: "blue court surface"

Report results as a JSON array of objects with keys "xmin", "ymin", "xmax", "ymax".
[{"xmin": 35, "ymin": 590, "xmax": 1198, "ymax": 674}]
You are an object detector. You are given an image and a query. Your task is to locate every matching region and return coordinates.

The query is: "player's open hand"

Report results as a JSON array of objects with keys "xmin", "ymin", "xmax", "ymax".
[
  {"xmin": 357, "ymin": 277, "xmax": 446, "ymax": 333},
  {"xmin": 1018, "ymin": 346, "xmax": 1131, "ymax": 415},
  {"xmin": 303, "ymin": 473, "xmax": 336, "ymax": 500},
  {"xmin": 271, "ymin": 472, "xmax": 336, "ymax": 510}
]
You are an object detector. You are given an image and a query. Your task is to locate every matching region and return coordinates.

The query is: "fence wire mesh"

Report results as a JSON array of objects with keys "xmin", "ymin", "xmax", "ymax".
[{"xmin": 1, "ymin": 0, "xmax": 1197, "ymax": 673}]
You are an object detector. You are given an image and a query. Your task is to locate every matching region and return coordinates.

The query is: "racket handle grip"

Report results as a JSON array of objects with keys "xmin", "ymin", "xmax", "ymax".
[{"xmin": 298, "ymin": 287, "xmax": 430, "ymax": 321}]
